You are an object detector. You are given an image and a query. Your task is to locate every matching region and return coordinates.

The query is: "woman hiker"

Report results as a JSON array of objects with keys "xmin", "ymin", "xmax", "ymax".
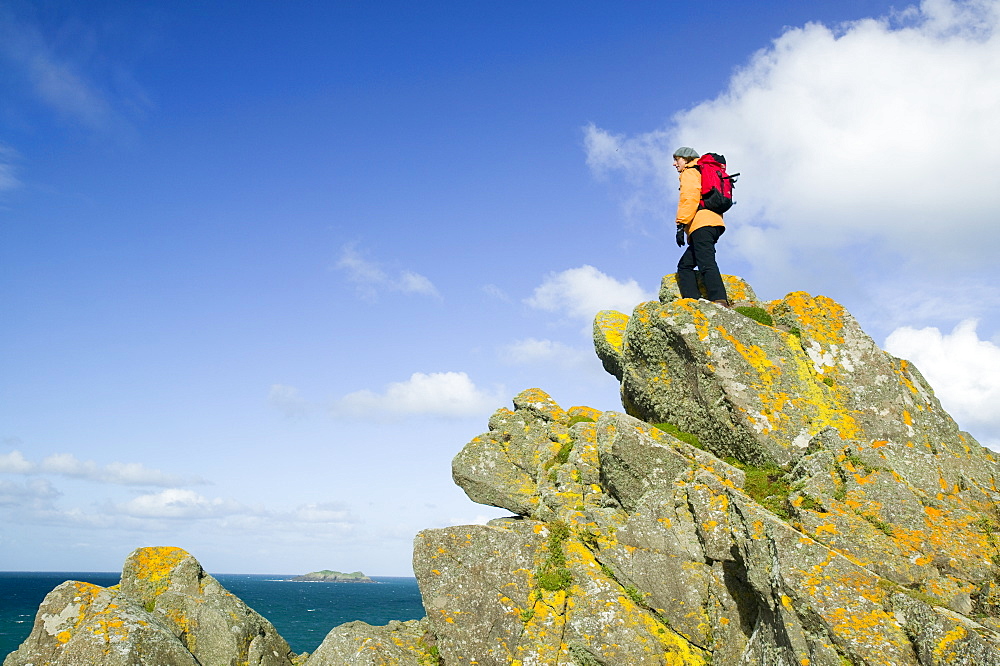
[{"xmin": 672, "ymin": 146, "xmax": 729, "ymax": 307}]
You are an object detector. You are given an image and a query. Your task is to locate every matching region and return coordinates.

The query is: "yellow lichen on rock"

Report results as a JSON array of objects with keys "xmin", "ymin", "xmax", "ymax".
[
  {"xmin": 127, "ymin": 546, "xmax": 189, "ymax": 597},
  {"xmin": 513, "ymin": 387, "xmax": 568, "ymax": 423},
  {"xmin": 568, "ymin": 405, "xmax": 602, "ymax": 422},
  {"xmin": 658, "ymin": 273, "xmax": 760, "ymax": 306},
  {"xmin": 594, "ymin": 309, "xmax": 630, "ymax": 380}
]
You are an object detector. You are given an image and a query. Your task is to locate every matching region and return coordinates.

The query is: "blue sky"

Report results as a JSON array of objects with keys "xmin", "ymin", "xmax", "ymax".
[{"xmin": 2, "ymin": 0, "xmax": 999, "ymax": 576}]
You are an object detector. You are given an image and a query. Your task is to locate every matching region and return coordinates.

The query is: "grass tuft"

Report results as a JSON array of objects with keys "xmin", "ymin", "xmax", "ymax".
[
  {"xmin": 728, "ymin": 458, "xmax": 793, "ymax": 519},
  {"xmin": 537, "ymin": 569, "xmax": 573, "ymax": 591},
  {"xmin": 861, "ymin": 512, "xmax": 895, "ymax": 537},
  {"xmin": 624, "ymin": 585, "xmax": 645, "ymax": 606},
  {"xmin": 798, "ymin": 494, "xmax": 824, "ymax": 512},
  {"xmin": 734, "ymin": 306, "xmax": 774, "ymax": 326},
  {"xmin": 652, "ymin": 422, "xmax": 702, "ymax": 450},
  {"xmin": 544, "ymin": 440, "xmax": 574, "ymax": 471},
  {"xmin": 535, "ymin": 520, "xmax": 573, "ymax": 592}
]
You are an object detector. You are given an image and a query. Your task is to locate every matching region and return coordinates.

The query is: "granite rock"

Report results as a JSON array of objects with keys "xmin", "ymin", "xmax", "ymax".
[{"xmin": 5, "ymin": 546, "xmax": 295, "ymax": 666}]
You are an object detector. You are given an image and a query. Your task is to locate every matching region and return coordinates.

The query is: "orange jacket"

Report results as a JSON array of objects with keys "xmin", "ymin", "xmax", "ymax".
[{"xmin": 676, "ymin": 162, "xmax": 724, "ymax": 236}]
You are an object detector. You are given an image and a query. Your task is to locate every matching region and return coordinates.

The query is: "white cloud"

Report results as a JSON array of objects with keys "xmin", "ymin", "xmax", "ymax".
[
  {"xmin": 2, "ymin": 488, "xmax": 360, "ymax": 531},
  {"xmin": 290, "ymin": 502, "xmax": 354, "ymax": 524},
  {"xmin": 526, "ymin": 265, "xmax": 654, "ymax": 323},
  {"xmin": 111, "ymin": 492, "xmax": 357, "ymax": 528},
  {"xmin": 884, "ymin": 319, "xmax": 1000, "ymax": 445},
  {"xmin": 585, "ymin": 0, "xmax": 1000, "ymax": 285},
  {"xmin": 398, "ymin": 271, "xmax": 439, "ymax": 297},
  {"xmin": 500, "ymin": 338, "xmax": 591, "ymax": 369},
  {"xmin": 114, "ymin": 488, "xmax": 236, "ymax": 519},
  {"xmin": 0, "ymin": 450, "xmax": 201, "ymax": 487},
  {"xmin": 0, "ymin": 479, "xmax": 60, "ymax": 508},
  {"xmin": 7, "ymin": 490, "xmax": 351, "ymax": 538},
  {"xmin": 0, "ymin": 450, "xmax": 33, "ymax": 474},
  {"xmin": 336, "ymin": 244, "xmax": 441, "ymax": 300},
  {"xmin": 335, "ymin": 372, "xmax": 504, "ymax": 419}
]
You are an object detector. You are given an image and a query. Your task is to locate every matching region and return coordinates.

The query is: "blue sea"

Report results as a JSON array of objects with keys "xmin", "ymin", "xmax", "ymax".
[{"xmin": 0, "ymin": 571, "xmax": 425, "ymax": 658}]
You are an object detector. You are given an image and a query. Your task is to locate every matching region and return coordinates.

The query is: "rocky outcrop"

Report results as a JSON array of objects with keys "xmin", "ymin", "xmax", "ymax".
[
  {"xmin": 427, "ymin": 276, "xmax": 1000, "ymax": 664},
  {"xmin": 303, "ymin": 619, "xmax": 433, "ymax": 665},
  {"xmin": 595, "ymin": 274, "xmax": 978, "ymax": 467},
  {"xmin": 5, "ymin": 546, "xmax": 295, "ymax": 666},
  {"xmin": 3, "ymin": 579, "xmax": 198, "ymax": 666},
  {"xmin": 290, "ymin": 570, "xmax": 374, "ymax": 583}
]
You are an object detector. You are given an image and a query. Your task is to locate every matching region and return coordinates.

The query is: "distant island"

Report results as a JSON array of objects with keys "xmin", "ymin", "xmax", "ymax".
[{"xmin": 288, "ymin": 569, "xmax": 375, "ymax": 583}]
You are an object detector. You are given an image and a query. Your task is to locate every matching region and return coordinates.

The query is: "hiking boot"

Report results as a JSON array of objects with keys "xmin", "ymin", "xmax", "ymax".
[{"xmin": 712, "ymin": 299, "xmax": 731, "ymax": 308}]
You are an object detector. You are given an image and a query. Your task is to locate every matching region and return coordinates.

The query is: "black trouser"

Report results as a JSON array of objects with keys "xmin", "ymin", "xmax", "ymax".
[{"xmin": 677, "ymin": 225, "xmax": 728, "ymax": 301}]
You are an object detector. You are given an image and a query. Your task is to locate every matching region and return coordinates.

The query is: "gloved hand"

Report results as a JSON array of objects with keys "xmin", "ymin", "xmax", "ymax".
[{"xmin": 675, "ymin": 224, "xmax": 685, "ymax": 247}]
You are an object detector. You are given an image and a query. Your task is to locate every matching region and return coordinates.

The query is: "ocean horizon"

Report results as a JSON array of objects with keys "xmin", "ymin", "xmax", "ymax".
[{"xmin": 0, "ymin": 571, "xmax": 426, "ymax": 657}]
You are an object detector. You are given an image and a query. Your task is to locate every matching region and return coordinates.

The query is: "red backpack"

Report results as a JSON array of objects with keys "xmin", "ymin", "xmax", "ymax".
[{"xmin": 696, "ymin": 153, "xmax": 739, "ymax": 214}]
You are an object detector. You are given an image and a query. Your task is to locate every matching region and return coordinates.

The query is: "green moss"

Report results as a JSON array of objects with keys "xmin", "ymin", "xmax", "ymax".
[
  {"xmin": 519, "ymin": 607, "xmax": 535, "ymax": 623},
  {"xmin": 903, "ymin": 587, "xmax": 948, "ymax": 608},
  {"xmin": 549, "ymin": 520, "xmax": 570, "ymax": 542},
  {"xmin": 861, "ymin": 513, "xmax": 895, "ymax": 536},
  {"xmin": 535, "ymin": 520, "xmax": 573, "ymax": 592},
  {"xmin": 843, "ymin": 450, "xmax": 882, "ymax": 475},
  {"xmin": 568, "ymin": 643, "xmax": 602, "ymax": 666},
  {"xmin": 798, "ymin": 494, "xmax": 824, "ymax": 512},
  {"xmin": 726, "ymin": 458, "xmax": 795, "ymax": 518},
  {"xmin": 417, "ymin": 641, "xmax": 443, "ymax": 666},
  {"xmin": 879, "ymin": 579, "xmax": 947, "ymax": 608},
  {"xmin": 975, "ymin": 516, "xmax": 999, "ymax": 537},
  {"xmin": 789, "ymin": 327, "xmax": 802, "ymax": 338},
  {"xmin": 832, "ymin": 451, "xmax": 878, "ymax": 502},
  {"xmin": 425, "ymin": 645, "xmax": 443, "ymax": 666},
  {"xmin": 537, "ymin": 569, "xmax": 573, "ymax": 591},
  {"xmin": 822, "ymin": 376, "xmax": 835, "ymax": 387},
  {"xmin": 740, "ymin": 463, "xmax": 793, "ymax": 519},
  {"xmin": 843, "ymin": 451, "xmax": 864, "ymax": 467},
  {"xmin": 734, "ymin": 306, "xmax": 774, "ymax": 326},
  {"xmin": 577, "ymin": 528, "xmax": 599, "ymax": 549},
  {"xmin": 652, "ymin": 422, "xmax": 702, "ymax": 450},
  {"xmin": 624, "ymin": 585, "xmax": 645, "ymax": 606},
  {"xmin": 567, "ymin": 415, "xmax": 596, "ymax": 426},
  {"xmin": 545, "ymin": 440, "xmax": 574, "ymax": 470}
]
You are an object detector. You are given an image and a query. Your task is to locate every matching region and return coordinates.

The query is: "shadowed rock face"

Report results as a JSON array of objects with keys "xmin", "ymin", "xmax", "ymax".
[{"xmin": 5, "ymin": 546, "xmax": 294, "ymax": 666}]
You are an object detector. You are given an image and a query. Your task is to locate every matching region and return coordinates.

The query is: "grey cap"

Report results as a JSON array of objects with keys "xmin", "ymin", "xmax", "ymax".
[{"xmin": 673, "ymin": 146, "xmax": 699, "ymax": 159}]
